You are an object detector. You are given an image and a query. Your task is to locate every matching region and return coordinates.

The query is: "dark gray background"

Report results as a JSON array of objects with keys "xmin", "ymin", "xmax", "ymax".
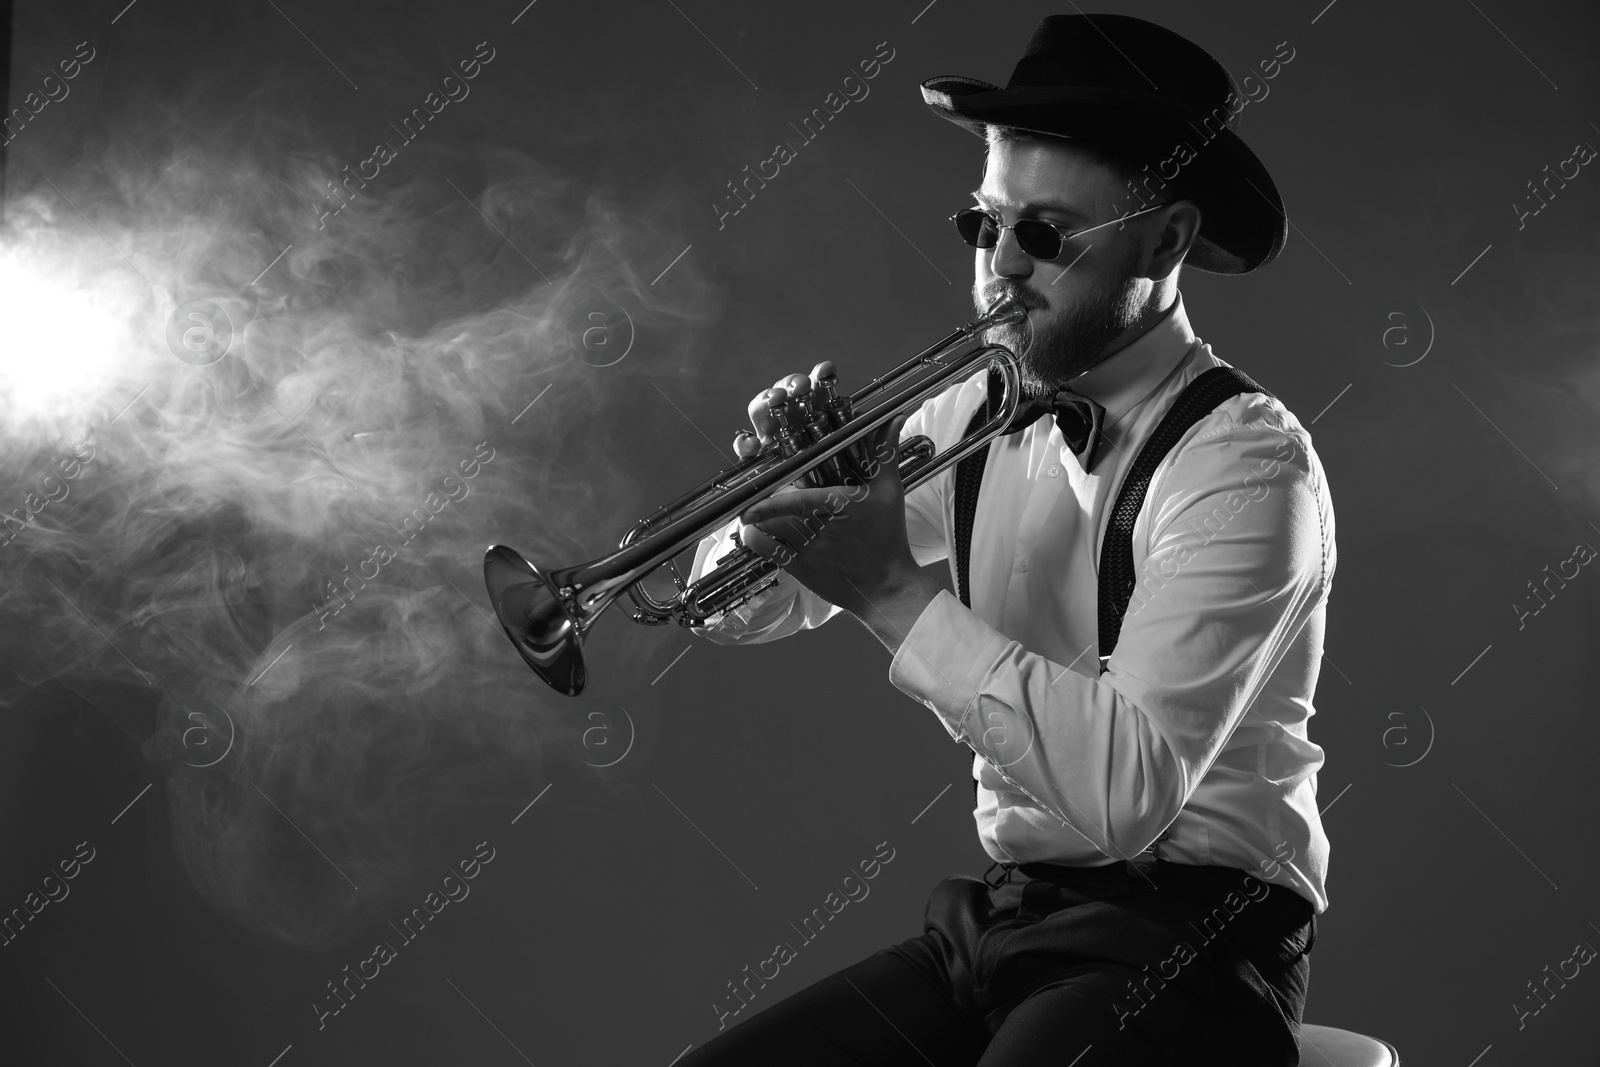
[{"xmin": 0, "ymin": 0, "xmax": 1596, "ymax": 1064}]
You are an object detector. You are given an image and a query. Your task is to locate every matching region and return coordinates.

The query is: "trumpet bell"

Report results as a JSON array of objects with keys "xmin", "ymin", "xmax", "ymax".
[{"xmin": 484, "ymin": 544, "xmax": 586, "ymax": 695}]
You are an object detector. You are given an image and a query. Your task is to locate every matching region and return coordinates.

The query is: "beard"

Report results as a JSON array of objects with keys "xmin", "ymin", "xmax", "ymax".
[{"xmin": 979, "ymin": 250, "xmax": 1145, "ymax": 400}]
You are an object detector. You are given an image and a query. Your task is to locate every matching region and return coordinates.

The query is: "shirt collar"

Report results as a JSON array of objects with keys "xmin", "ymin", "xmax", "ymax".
[{"xmin": 1064, "ymin": 291, "xmax": 1195, "ymax": 428}]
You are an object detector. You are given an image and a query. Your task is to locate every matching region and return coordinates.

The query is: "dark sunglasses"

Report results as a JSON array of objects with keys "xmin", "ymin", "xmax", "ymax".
[{"xmin": 950, "ymin": 202, "xmax": 1173, "ymax": 261}]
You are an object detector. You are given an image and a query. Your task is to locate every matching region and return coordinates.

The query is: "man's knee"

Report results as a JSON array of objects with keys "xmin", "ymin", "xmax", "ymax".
[
  {"xmin": 680, "ymin": 950, "xmax": 985, "ymax": 1067},
  {"xmin": 982, "ymin": 970, "xmax": 1210, "ymax": 1067}
]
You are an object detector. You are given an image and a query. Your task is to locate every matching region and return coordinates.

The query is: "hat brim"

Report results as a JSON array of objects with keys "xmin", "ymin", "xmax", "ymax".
[{"xmin": 922, "ymin": 77, "xmax": 1287, "ymax": 275}]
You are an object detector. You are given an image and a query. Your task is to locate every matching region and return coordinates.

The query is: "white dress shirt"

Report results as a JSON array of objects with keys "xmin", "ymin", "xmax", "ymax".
[{"xmin": 690, "ymin": 292, "xmax": 1336, "ymax": 914}]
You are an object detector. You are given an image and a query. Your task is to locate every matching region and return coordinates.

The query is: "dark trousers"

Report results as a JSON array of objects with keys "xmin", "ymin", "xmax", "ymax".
[{"xmin": 682, "ymin": 857, "xmax": 1316, "ymax": 1066}]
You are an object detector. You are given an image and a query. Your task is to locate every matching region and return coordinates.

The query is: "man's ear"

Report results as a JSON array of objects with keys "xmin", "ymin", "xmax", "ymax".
[{"xmin": 1151, "ymin": 199, "xmax": 1202, "ymax": 277}]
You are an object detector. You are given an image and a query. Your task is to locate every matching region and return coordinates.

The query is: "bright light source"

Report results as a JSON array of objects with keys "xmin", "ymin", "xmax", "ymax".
[{"xmin": 0, "ymin": 250, "xmax": 127, "ymax": 426}]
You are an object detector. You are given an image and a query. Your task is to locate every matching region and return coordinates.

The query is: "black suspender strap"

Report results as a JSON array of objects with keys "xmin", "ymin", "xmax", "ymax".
[
  {"xmin": 952, "ymin": 367, "xmax": 1011, "ymax": 610},
  {"xmin": 1096, "ymin": 365, "xmax": 1276, "ymax": 668},
  {"xmin": 952, "ymin": 365, "xmax": 1275, "ymax": 801}
]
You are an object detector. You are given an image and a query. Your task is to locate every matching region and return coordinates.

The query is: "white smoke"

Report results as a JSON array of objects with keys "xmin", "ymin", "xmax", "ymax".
[{"xmin": 0, "ymin": 129, "xmax": 714, "ymax": 947}]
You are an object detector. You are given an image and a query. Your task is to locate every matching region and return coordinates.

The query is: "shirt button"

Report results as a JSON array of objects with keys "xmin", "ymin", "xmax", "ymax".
[
  {"xmin": 1017, "ymin": 557, "xmax": 1030, "ymax": 572},
  {"xmin": 1047, "ymin": 464, "xmax": 1062, "ymax": 478}
]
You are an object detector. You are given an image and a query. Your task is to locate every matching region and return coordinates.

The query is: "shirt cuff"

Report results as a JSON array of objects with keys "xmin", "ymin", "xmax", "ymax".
[{"xmin": 887, "ymin": 588, "xmax": 1013, "ymax": 745}]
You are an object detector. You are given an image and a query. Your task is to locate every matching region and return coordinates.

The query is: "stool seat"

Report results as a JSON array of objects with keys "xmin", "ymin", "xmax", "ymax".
[{"xmin": 1297, "ymin": 1023, "xmax": 1400, "ymax": 1066}]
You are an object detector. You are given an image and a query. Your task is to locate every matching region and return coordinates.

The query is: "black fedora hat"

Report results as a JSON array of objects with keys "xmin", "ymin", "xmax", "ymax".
[{"xmin": 921, "ymin": 13, "xmax": 1287, "ymax": 274}]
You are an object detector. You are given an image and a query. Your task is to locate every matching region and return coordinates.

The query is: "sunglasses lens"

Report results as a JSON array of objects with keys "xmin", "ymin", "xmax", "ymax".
[
  {"xmin": 1013, "ymin": 220, "xmax": 1063, "ymax": 261},
  {"xmin": 953, "ymin": 209, "xmax": 998, "ymax": 248},
  {"xmin": 953, "ymin": 211, "xmax": 1066, "ymax": 260}
]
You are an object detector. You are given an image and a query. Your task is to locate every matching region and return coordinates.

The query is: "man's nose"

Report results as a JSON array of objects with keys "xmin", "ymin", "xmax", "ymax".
[{"xmin": 989, "ymin": 225, "xmax": 1034, "ymax": 280}]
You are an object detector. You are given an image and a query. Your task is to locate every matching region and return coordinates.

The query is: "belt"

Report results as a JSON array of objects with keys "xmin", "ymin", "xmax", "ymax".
[
  {"xmin": 982, "ymin": 852, "xmax": 1156, "ymax": 888},
  {"xmin": 982, "ymin": 855, "xmax": 1314, "ymax": 942}
]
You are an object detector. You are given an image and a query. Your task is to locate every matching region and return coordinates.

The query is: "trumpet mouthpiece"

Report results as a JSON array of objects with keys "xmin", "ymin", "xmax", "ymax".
[{"xmin": 982, "ymin": 293, "xmax": 1030, "ymax": 329}]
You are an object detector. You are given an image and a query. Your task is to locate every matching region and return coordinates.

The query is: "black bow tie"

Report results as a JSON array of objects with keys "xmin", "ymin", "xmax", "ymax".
[{"xmin": 1003, "ymin": 388, "xmax": 1107, "ymax": 472}]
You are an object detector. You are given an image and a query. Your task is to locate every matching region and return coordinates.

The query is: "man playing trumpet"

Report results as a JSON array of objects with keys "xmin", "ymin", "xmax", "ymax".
[{"xmin": 683, "ymin": 14, "xmax": 1336, "ymax": 1066}]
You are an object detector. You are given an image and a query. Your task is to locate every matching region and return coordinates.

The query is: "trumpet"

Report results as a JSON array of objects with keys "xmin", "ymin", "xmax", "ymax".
[{"xmin": 483, "ymin": 295, "xmax": 1030, "ymax": 696}]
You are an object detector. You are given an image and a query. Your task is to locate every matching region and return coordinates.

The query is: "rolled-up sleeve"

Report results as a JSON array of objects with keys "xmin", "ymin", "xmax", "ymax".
[{"xmin": 887, "ymin": 418, "xmax": 1330, "ymax": 863}]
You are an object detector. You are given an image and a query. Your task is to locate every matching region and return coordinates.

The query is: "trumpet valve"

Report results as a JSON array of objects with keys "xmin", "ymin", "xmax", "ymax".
[
  {"xmin": 813, "ymin": 367, "xmax": 852, "ymax": 429},
  {"xmin": 802, "ymin": 408, "xmax": 833, "ymax": 446},
  {"xmin": 764, "ymin": 387, "xmax": 807, "ymax": 459},
  {"xmin": 715, "ymin": 528, "xmax": 747, "ymax": 567}
]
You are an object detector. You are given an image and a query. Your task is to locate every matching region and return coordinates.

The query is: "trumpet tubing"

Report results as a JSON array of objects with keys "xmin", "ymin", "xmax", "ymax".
[{"xmin": 483, "ymin": 296, "xmax": 1029, "ymax": 696}]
